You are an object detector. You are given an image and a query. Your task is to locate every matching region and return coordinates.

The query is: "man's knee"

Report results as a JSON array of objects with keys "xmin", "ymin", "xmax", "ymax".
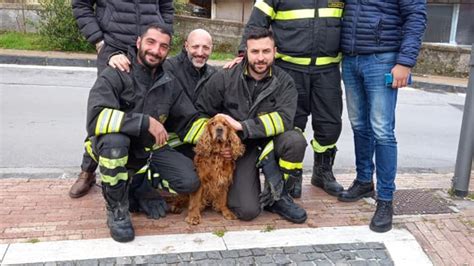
[
  {"xmin": 172, "ymin": 173, "xmax": 200, "ymax": 194},
  {"xmin": 232, "ymin": 205, "xmax": 261, "ymax": 221},
  {"xmin": 275, "ymin": 130, "xmax": 307, "ymax": 157},
  {"xmin": 95, "ymin": 133, "xmax": 130, "ymax": 155}
]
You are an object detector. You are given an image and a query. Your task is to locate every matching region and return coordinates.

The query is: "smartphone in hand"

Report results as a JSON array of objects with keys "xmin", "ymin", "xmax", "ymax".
[{"xmin": 385, "ymin": 73, "xmax": 412, "ymax": 86}]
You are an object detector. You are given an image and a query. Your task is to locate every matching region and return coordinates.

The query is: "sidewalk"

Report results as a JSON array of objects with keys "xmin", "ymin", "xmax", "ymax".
[
  {"xmin": 0, "ymin": 48, "xmax": 469, "ymax": 93},
  {"xmin": 1, "ymin": 173, "xmax": 473, "ymax": 264}
]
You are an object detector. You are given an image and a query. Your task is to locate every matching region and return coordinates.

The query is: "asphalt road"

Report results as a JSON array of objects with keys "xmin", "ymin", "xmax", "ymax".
[{"xmin": 0, "ymin": 64, "xmax": 467, "ymax": 178}]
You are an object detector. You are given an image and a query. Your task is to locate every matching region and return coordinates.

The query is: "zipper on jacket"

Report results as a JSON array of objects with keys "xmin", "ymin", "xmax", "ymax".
[
  {"xmin": 135, "ymin": 0, "xmax": 140, "ymax": 40},
  {"xmin": 350, "ymin": 0, "xmax": 360, "ymax": 55}
]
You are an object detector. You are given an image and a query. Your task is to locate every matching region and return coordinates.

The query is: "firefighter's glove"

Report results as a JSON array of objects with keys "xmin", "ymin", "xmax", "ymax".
[
  {"xmin": 137, "ymin": 195, "xmax": 169, "ymax": 219},
  {"xmin": 260, "ymin": 172, "xmax": 285, "ymax": 207},
  {"xmin": 132, "ymin": 174, "xmax": 169, "ymax": 219}
]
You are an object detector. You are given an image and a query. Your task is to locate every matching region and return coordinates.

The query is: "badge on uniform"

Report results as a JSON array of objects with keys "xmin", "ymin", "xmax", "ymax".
[{"xmin": 328, "ymin": 1, "xmax": 344, "ymax": 8}]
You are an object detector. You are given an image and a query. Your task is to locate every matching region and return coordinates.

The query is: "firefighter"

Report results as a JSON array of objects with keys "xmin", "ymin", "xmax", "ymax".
[
  {"xmin": 192, "ymin": 28, "xmax": 308, "ymax": 224},
  {"xmin": 85, "ymin": 23, "xmax": 199, "ymax": 242},
  {"xmin": 225, "ymin": 0, "xmax": 345, "ymax": 198}
]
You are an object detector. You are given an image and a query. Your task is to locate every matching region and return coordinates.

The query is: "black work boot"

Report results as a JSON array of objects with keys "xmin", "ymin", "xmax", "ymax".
[
  {"xmin": 370, "ymin": 200, "xmax": 393, "ymax": 233},
  {"xmin": 264, "ymin": 184, "xmax": 307, "ymax": 224},
  {"xmin": 102, "ymin": 181, "xmax": 135, "ymax": 242},
  {"xmin": 311, "ymin": 148, "xmax": 343, "ymax": 196},
  {"xmin": 338, "ymin": 180, "xmax": 375, "ymax": 202}
]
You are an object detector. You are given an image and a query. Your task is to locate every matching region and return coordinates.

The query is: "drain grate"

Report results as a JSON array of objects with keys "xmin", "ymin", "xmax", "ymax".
[{"xmin": 393, "ymin": 189, "xmax": 454, "ymax": 215}]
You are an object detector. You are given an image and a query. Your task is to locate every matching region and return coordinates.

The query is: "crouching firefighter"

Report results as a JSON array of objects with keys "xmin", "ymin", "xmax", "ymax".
[
  {"xmin": 85, "ymin": 23, "xmax": 200, "ymax": 242},
  {"xmin": 193, "ymin": 27, "xmax": 308, "ymax": 223}
]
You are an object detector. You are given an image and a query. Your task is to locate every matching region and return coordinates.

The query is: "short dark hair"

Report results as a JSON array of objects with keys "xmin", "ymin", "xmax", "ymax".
[
  {"xmin": 140, "ymin": 23, "xmax": 173, "ymax": 39},
  {"xmin": 246, "ymin": 27, "xmax": 274, "ymax": 42}
]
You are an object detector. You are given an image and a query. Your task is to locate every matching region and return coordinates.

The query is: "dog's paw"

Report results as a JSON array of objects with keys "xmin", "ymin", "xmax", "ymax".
[
  {"xmin": 222, "ymin": 209, "xmax": 237, "ymax": 220},
  {"xmin": 185, "ymin": 214, "xmax": 201, "ymax": 225},
  {"xmin": 169, "ymin": 205, "xmax": 184, "ymax": 214}
]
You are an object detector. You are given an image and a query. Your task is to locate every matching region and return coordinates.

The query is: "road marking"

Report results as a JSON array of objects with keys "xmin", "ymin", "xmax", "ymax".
[
  {"xmin": 2, "ymin": 226, "xmax": 431, "ymax": 265},
  {"xmin": 0, "ymin": 64, "xmax": 96, "ymax": 72}
]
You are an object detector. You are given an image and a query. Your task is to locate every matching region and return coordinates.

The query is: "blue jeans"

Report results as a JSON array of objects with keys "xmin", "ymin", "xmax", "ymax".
[{"xmin": 342, "ymin": 52, "xmax": 398, "ymax": 201}]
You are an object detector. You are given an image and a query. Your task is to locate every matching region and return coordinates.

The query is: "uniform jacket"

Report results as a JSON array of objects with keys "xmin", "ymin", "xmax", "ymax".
[
  {"xmin": 86, "ymin": 47, "xmax": 198, "ymax": 158},
  {"xmin": 163, "ymin": 50, "xmax": 217, "ymax": 103},
  {"xmin": 341, "ymin": 0, "xmax": 427, "ymax": 67},
  {"xmin": 72, "ymin": 0, "xmax": 174, "ymax": 51},
  {"xmin": 239, "ymin": 0, "xmax": 344, "ymax": 71},
  {"xmin": 194, "ymin": 61, "xmax": 297, "ymax": 141}
]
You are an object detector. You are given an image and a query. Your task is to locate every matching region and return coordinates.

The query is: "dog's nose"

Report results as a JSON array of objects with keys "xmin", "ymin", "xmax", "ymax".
[{"xmin": 216, "ymin": 127, "xmax": 224, "ymax": 135}]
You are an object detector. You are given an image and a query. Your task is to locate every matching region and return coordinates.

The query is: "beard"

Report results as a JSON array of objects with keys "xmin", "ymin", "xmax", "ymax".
[
  {"xmin": 187, "ymin": 53, "xmax": 208, "ymax": 69},
  {"xmin": 138, "ymin": 49, "xmax": 164, "ymax": 69},
  {"xmin": 248, "ymin": 60, "xmax": 270, "ymax": 75}
]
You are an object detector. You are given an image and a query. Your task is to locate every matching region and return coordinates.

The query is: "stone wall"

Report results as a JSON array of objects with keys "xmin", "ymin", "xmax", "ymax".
[
  {"xmin": 174, "ymin": 15, "xmax": 243, "ymax": 53},
  {"xmin": 0, "ymin": 3, "xmax": 40, "ymax": 33},
  {"xmin": 0, "ymin": 2, "xmax": 471, "ymax": 77},
  {"xmin": 413, "ymin": 43, "xmax": 471, "ymax": 78}
]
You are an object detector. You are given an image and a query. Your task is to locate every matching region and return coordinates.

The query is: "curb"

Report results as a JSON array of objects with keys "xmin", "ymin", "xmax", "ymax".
[
  {"xmin": 0, "ymin": 54, "xmax": 96, "ymax": 68},
  {"xmin": 412, "ymin": 80, "xmax": 467, "ymax": 93},
  {"xmin": 0, "ymin": 227, "xmax": 432, "ymax": 265}
]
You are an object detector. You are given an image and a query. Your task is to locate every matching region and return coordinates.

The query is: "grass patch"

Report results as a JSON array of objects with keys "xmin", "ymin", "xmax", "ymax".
[
  {"xmin": 213, "ymin": 229, "xmax": 226, "ymax": 237},
  {"xmin": 261, "ymin": 224, "xmax": 275, "ymax": 232},
  {"xmin": 0, "ymin": 32, "xmax": 46, "ymax": 51},
  {"xmin": 0, "ymin": 31, "xmax": 234, "ymax": 60},
  {"xmin": 25, "ymin": 238, "xmax": 40, "ymax": 244},
  {"xmin": 467, "ymin": 193, "xmax": 474, "ymax": 201}
]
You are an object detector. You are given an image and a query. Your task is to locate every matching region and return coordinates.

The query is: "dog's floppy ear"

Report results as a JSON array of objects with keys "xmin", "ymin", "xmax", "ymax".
[
  {"xmin": 228, "ymin": 129, "xmax": 245, "ymax": 160},
  {"xmin": 194, "ymin": 123, "xmax": 213, "ymax": 157}
]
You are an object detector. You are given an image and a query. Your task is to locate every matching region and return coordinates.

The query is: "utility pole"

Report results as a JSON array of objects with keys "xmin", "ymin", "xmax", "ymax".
[{"xmin": 452, "ymin": 44, "xmax": 474, "ymax": 197}]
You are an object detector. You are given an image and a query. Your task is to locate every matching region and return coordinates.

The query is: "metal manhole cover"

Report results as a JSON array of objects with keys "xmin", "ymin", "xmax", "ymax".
[{"xmin": 393, "ymin": 189, "xmax": 454, "ymax": 215}]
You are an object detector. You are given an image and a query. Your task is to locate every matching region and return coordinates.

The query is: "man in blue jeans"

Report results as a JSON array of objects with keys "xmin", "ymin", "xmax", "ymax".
[{"xmin": 338, "ymin": 1, "xmax": 427, "ymax": 232}]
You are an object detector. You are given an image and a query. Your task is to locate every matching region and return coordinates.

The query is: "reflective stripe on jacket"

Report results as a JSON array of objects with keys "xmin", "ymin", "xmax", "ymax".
[
  {"xmin": 239, "ymin": 0, "xmax": 343, "ymax": 70},
  {"xmin": 194, "ymin": 61, "xmax": 297, "ymax": 140},
  {"xmin": 86, "ymin": 47, "xmax": 198, "ymax": 158}
]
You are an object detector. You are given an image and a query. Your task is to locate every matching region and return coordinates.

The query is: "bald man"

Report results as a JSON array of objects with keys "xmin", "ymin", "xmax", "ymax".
[
  {"xmin": 164, "ymin": 29, "xmax": 216, "ymax": 103},
  {"xmin": 161, "ymin": 29, "xmax": 217, "ymax": 158}
]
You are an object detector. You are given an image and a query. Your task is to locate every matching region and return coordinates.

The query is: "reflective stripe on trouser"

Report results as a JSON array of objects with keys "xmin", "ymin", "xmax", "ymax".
[
  {"xmin": 278, "ymin": 64, "xmax": 343, "ymax": 146},
  {"xmin": 92, "ymin": 134, "xmax": 131, "ymax": 186},
  {"xmin": 148, "ymin": 145, "xmax": 200, "ymax": 195},
  {"xmin": 273, "ymin": 130, "xmax": 306, "ymax": 178},
  {"xmin": 311, "ymin": 139, "xmax": 336, "ymax": 154},
  {"xmin": 257, "ymin": 130, "xmax": 307, "ymax": 179}
]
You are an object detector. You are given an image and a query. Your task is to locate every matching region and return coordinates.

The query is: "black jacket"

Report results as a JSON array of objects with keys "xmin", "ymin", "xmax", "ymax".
[
  {"xmin": 239, "ymin": 0, "xmax": 343, "ymax": 72},
  {"xmin": 72, "ymin": 0, "xmax": 174, "ymax": 51},
  {"xmin": 194, "ymin": 61, "xmax": 297, "ymax": 141},
  {"xmin": 163, "ymin": 50, "xmax": 217, "ymax": 103},
  {"xmin": 86, "ymin": 48, "xmax": 198, "ymax": 158}
]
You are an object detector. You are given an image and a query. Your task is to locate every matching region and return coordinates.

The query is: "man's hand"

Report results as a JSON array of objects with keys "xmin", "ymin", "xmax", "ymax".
[
  {"xmin": 223, "ymin": 56, "xmax": 243, "ymax": 69},
  {"xmin": 220, "ymin": 147, "xmax": 233, "ymax": 161},
  {"xmin": 95, "ymin": 40, "xmax": 104, "ymax": 54},
  {"xmin": 391, "ymin": 64, "xmax": 411, "ymax": 89},
  {"xmin": 215, "ymin": 113, "xmax": 242, "ymax": 131},
  {"xmin": 109, "ymin": 54, "xmax": 131, "ymax": 73},
  {"xmin": 148, "ymin": 116, "xmax": 168, "ymax": 146}
]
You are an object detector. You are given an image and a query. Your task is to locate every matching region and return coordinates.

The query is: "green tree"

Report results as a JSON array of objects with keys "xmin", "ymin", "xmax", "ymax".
[{"xmin": 37, "ymin": 0, "xmax": 93, "ymax": 52}]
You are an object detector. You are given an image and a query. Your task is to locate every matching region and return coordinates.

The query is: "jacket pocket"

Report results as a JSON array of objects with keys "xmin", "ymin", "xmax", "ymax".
[{"xmin": 320, "ymin": 18, "xmax": 342, "ymax": 56}]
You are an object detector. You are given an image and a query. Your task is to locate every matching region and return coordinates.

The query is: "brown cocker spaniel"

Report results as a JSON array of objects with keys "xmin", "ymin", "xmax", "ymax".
[{"xmin": 185, "ymin": 115, "xmax": 245, "ymax": 225}]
